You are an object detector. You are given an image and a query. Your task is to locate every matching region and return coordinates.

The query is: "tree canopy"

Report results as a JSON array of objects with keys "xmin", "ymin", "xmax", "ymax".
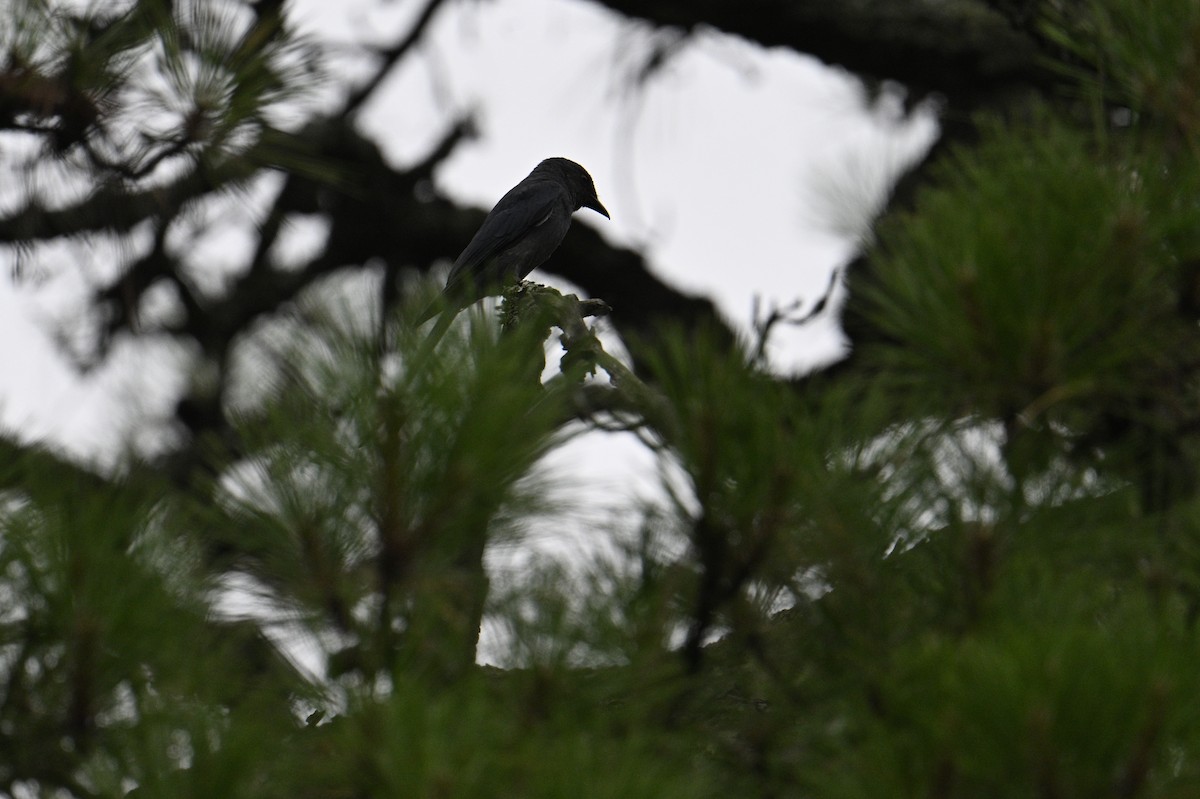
[{"xmin": 3, "ymin": 0, "xmax": 1200, "ymax": 797}]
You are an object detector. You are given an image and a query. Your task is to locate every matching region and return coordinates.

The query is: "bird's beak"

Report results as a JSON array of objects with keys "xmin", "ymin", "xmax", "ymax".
[{"xmin": 585, "ymin": 196, "xmax": 610, "ymax": 219}]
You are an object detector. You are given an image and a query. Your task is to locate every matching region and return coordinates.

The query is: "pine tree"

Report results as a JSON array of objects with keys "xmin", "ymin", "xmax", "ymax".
[{"xmin": 3, "ymin": 0, "xmax": 1200, "ymax": 797}]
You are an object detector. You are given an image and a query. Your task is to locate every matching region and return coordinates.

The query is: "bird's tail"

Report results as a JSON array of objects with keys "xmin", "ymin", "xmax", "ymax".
[
  {"xmin": 414, "ymin": 299, "xmax": 441, "ymax": 326},
  {"xmin": 403, "ymin": 304, "xmax": 466, "ymax": 377}
]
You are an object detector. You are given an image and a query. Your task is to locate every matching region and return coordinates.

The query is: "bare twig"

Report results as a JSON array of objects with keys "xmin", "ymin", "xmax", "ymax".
[
  {"xmin": 750, "ymin": 266, "xmax": 841, "ymax": 364},
  {"xmin": 341, "ymin": 0, "xmax": 451, "ymax": 118}
]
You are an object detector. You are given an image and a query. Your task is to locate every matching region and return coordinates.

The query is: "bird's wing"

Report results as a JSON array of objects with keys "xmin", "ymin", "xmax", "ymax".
[{"xmin": 443, "ymin": 179, "xmax": 563, "ymax": 290}]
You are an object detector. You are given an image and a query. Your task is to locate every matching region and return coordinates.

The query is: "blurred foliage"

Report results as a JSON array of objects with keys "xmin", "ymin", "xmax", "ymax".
[{"xmin": 4, "ymin": 0, "xmax": 1200, "ymax": 798}]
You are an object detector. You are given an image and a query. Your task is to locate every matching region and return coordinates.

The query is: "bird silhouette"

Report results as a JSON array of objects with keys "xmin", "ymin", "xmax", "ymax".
[{"xmin": 417, "ymin": 157, "xmax": 609, "ymax": 326}]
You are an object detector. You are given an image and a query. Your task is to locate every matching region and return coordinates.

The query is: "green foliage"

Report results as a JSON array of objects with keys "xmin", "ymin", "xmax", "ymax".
[
  {"xmin": 212, "ymin": 310, "xmax": 574, "ymax": 683},
  {"xmin": 863, "ymin": 118, "xmax": 1190, "ymax": 423},
  {"xmin": 282, "ymin": 676, "xmax": 710, "ymax": 799},
  {"xmin": 819, "ymin": 613, "xmax": 1200, "ymax": 798},
  {"xmin": 1043, "ymin": 0, "xmax": 1200, "ymax": 132},
  {"xmin": 5, "ymin": 0, "xmax": 1200, "ymax": 797},
  {"xmin": 0, "ymin": 459, "xmax": 312, "ymax": 798}
]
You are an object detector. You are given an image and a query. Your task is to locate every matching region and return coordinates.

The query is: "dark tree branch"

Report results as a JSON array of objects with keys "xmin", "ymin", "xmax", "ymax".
[
  {"xmin": 0, "ymin": 148, "xmax": 261, "ymax": 242},
  {"xmin": 588, "ymin": 0, "xmax": 1047, "ymax": 106},
  {"xmin": 96, "ymin": 217, "xmax": 174, "ymax": 342}
]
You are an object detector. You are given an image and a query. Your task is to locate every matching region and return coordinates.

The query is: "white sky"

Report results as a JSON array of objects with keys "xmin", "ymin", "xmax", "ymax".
[{"xmin": 0, "ymin": 0, "xmax": 936, "ymax": 665}]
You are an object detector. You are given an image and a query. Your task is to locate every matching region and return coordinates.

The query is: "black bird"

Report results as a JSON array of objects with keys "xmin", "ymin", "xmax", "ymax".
[{"xmin": 417, "ymin": 157, "xmax": 609, "ymax": 325}]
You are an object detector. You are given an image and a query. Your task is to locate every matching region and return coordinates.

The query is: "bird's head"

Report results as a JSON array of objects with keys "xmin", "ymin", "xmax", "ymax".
[{"xmin": 535, "ymin": 157, "xmax": 610, "ymax": 219}]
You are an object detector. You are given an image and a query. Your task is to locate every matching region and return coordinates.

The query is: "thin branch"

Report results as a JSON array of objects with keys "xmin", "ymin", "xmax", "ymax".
[
  {"xmin": 750, "ymin": 266, "xmax": 841, "ymax": 365},
  {"xmin": 340, "ymin": 0, "xmax": 450, "ymax": 118},
  {"xmin": 0, "ymin": 144, "xmax": 262, "ymax": 242},
  {"xmin": 81, "ymin": 131, "xmax": 195, "ymax": 183}
]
